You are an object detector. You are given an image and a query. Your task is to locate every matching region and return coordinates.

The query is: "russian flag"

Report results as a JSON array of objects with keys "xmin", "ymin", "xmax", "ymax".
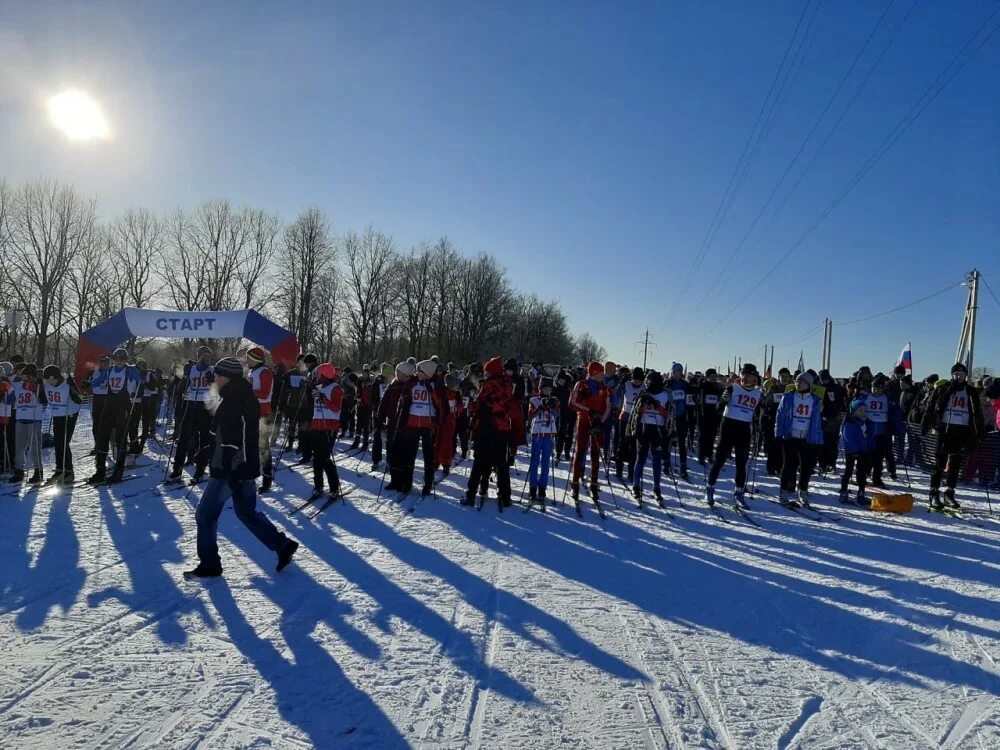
[{"xmin": 897, "ymin": 342, "xmax": 912, "ymax": 373}]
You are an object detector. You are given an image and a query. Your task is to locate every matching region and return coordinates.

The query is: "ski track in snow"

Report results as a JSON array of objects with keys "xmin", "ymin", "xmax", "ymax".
[{"xmin": 2, "ymin": 410, "xmax": 1000, "ymax": 748}]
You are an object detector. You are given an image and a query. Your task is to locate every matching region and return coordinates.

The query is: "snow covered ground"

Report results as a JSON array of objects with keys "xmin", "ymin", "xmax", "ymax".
[{"xmin": 2, "ymin": 410, "xmax": 1000, "ymax": 749}]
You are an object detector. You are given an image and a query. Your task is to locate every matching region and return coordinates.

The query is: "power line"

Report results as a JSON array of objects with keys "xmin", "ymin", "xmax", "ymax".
[
  {"xmin": 634, "ymin": 329, "xmax": 657, "ymax": 370},
  {"xmin": 981, "ymin": 274, "xmax": 1000, "ymax": 309},
  {"xmin": 664, "ymin": 1, "xmax": 814, "ymax": 320},
  {"xmin": 687, "ymin": 0, "xmax": 898, "ymax": 321},
  {"xmin": 706, "ymin": 5, "xmax": 1000, "ymax": 333},
  {"xmin": 781, "ymin": 321, "xmax": 825, "ymax": 347},
  {"xmin": 837, "ymin": 281, "xmax": 962, "ymax": 325}
]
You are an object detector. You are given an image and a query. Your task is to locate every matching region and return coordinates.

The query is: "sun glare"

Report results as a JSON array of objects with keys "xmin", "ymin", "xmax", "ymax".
[{"xmin": 47, "ymin": 89, "xmax": 111, "ymax": 141}]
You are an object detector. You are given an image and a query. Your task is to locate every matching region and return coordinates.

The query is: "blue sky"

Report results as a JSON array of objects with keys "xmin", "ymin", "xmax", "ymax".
[{"xmin": 1, "ymin": 0, "xmax": 998, "ymax": 376}]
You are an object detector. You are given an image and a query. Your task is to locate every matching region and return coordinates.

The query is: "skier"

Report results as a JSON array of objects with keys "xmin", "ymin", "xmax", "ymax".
[
  {"xmin": 370, "ymin": 363, "xmax": 393, "ymax": 471},
  {"xmin": 602, "ymin": 362, "xmax": 622, "ymax": 462},
  {"xmin": 762, "ymin": 368, "xmax": 792, "ymax": 475},
  {"xmin": 137, "ymin": 356, "xmax": 161, "ymax": 454},
  {"xmin": 817, "ymin": 369, "xmax": 846, "ymax": 473},
  {"xmin": 839, "ymin": 399, "xmax": 874, "ymax": 505},
  {"xmin": 295, "ymin": 353, "xmax": 319, "ymax": 463},
  {"xmin": 246, "ymin": 347, "xmax": 276, "ymax": 491},
  {"xmin": 434, "ymin": 374, "xmax": 464, "ymax": 479},
  {"xmin": 379, "ymin": 361, "xmax": 413, "ymax": 492},
  {"xmin": 705, "ymin": 363, "xmax": 762, "ymax": 509},
  {"xmin": 665, "ymin": 363, "xmax": 691, "ymax": 481},
  {"xmin": 394, "ymin": 360, "xmax": 444, "ymax": 497},
  {"xmin": 615, "ymin": 367, "xmax": 645, "ymax": 480},
  {"xmin": 125, "ymin": 356, "xmax": 148, "ymax": 465},
  {"xmin": 685, "ymin": 372, "xmax": 700, "ymax": 452},
  {"xmin": 569, "ymin": 361, "xmax": 612, "ymax": 502},
  {"xmin": 697, "ymin": 369, "xmax": 724, "ymax": 466},
  {"xmin": 921, "ymin": 362, "xmax": 985, "ymax": 511},
  {"xmin": 168, "ymin": 346, "xmax": 215, "ymax": 483},
  {"xmin": 308, "ymin": 362, "xmax": 344, "ymax": 499},
  {"xmin": 774, "ymin": 372, "xmax": 823, "ymax": 505},
  {"xmin": 42, "ymin": 365, "xmax": 82, "ymax": 485},
  {"xmin": 553, "ymin": 368, "xmax": 576, "ymax": 464},
  {"xmin": 526, "ymin": 376, "xmax": 559, "ymax": 507},
  {"xmin": 279, "ymin": 354, "xmax": 307, "ymax": 451},
  {"xmin": 0, "ymin": 362, "xmax": 13, "ymax": 473},
  {"xmin": 464, "ymin": 356, "xmax": 518, "ymax": 507},
  {"xmin": 865, "ymin": 374, "xmax": 900, "ymax": 488},
  {"xmin": 629, "ymin": 369, "xmax": 671, "ymax": 505},
  {"xmin": 11, "ymin": 363, "xmax": 44, "ymax": 484},
  {"xmin": 352, "ymin": 364, "xmax": 375, "ymax": 452},
  {"xmin": 89, "ymin": 349, "xmax": 140, "ymax": 484},
  {"xmin": 184, "ymin": 357, "xmax": 299, "ymax": 579},
  {"xmin": 87, "ymin": 354, "xmax": 111, "ymax": 448}
]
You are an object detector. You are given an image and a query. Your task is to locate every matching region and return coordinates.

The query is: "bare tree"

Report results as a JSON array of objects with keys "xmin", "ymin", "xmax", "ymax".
[
  {"xmin": 237, "ymin": 208, "xmax": 281, "ymax": 310},
  {"xmin": 110, "ymin": 207, "xmax": 164, "ymax": 310},
  {"xmin": 4, "ymin": 180, "xmax": 97, "ymax": 363},
  {"xmin": 283, "ymin": 207, "xmax": 333, "ymax": 350},
  {"xmin": 573, "ymin": 333, "xmax": 607, "ymax": 365},
  {"xmin": 343, "ymin": 227, "xmax": 396, "ymax": 363},
  {"xmin": 398, "ymin": 246, "xmax": 432, "ymax": 357}
]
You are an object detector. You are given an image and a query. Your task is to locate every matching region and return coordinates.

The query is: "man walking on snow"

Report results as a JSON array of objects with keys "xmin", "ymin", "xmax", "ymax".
[{"xmin": 184, "ymin": 357, "xmax": 298, "ymax": 579}]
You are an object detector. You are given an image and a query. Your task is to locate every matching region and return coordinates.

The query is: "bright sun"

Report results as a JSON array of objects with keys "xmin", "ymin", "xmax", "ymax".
[{"xmin": 46, "ymin": 89, "xmax": 111, "ymax": 141}]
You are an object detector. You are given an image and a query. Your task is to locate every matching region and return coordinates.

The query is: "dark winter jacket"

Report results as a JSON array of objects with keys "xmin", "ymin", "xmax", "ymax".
[
  {"xmin": 841, "ymin": 415, "xmax": 874, "ymax": 455},
  {"xmin": 697, "ymin": 380, "xmax": 724, "ymax": 419},
  {"xmin": 376, "ymin": 379, "xmax": 407, "ymax": 434},
  {"xmin": 210, "ymin": 377, "xmax": 261, "ymax": 481},
  {"xmin": 922, "ymin": 380, "xmax": 985, "ymax": 442}
]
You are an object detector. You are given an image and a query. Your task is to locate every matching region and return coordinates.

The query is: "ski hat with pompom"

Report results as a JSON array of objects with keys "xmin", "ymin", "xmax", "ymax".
[
  {"xmin": 484, "ymin": 357, "xmax": 504, "ymax": 377},
  {"xmin": 246, "ymin": 347, "xmax": 266, "ymax": 363},
  {"xmin": 796, "ymin": 371, "xmax": 813, "ymax": 386},
  {"xmin": 416, "ymin": 359, "xmax": 437, "ymax": 378},
  {"xmin": 395, "ymin": 361, "xmax": 416, "ymax": 378},
  {"xmin": 381, "ymin": 363, "xmax": 394, "ymax": 380}
]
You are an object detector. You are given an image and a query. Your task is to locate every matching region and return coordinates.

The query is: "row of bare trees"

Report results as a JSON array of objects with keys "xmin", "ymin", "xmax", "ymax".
[{"xmin": 0, "ymin": 179, "xmax": 603, "ymax": 369}]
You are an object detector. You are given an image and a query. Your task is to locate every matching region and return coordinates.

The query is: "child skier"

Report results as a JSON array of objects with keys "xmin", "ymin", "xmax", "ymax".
[
  {"xmin": 526, "ymin": 376, "xmax": 559, "ymax": 508},
  {"xmin": 309, "ymin": 362, "xmax": 344, "ymax": 500},
  {"xmin": 615, "ymin": 367, "xmax": 645, "ymax": 480},
  {"xmin": 774, "ymin": 371, "xmax": 823, "ymax": 506},
  {"xmin": 840, "ymin": 399, "xmax": 874, "ymax": 505},
  {"xmin": 629, "ymin": 369, "xmax": 671, "ymax": 506},
  {"xmin": 434, "ymin": 374, "xmax": 464, "ymax": 479}
]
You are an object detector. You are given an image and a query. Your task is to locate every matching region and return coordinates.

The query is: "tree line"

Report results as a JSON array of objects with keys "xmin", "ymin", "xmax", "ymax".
[{"xmin": 0, "ymin": 179, "xmax": 607, "ymax": 369}]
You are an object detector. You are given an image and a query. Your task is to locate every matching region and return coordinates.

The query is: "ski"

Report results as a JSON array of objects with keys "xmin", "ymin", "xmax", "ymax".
[
  {"xmin": 708, "ymin": 505, "xmax": 732, "ymax": 524},
  {"xmin": 759, "ymin": 495, "xmax": 839, "ymax": 523},
  {"xmin": 307, "ymin": 490, "xmax": 349, "ymax": 519},
  {"xmin": 731, "ymin": 504, "xmax": 762, "ymax": 528},
  {"xmin": 289, "ymin": 493, "xmax": 324, "ymax": 516}
]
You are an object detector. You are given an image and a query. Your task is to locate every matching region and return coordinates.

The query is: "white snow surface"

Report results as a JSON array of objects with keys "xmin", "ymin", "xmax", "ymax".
[{"xmin": 3, "ymin": 411, "xmax": 1000, "ymax": 749}]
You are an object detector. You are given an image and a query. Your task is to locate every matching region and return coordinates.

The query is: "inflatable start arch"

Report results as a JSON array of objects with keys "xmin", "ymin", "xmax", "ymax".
[{"xmin": 74, "ymin": 308, "xmax": 299, "ymax": 383}]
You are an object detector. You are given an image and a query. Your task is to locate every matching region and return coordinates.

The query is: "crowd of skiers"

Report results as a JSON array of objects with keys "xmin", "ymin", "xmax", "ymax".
[{"xmin": 2, "ymin": 347, "xmax": 998, "ymax": 522}]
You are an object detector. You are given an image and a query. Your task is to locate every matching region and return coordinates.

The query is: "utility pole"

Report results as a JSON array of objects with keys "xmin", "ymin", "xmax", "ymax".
[
  {"xmin": 635, "ymin": 329, "xmax": 656, "ymax": 370},
  {"xmin": 956, "ymin": 268, "xmax": 980, "ymax": 371}
]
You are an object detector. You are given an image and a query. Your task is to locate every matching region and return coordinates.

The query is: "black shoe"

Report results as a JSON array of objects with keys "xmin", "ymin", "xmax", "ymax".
[
  {"xmin": 168, "ymin": 469, "xmax": 183, "ymax": 482},
  {"xmin": 44, "ymin": 472, "xmax": 63, "ymax": 486},
  {"xmin": 632, "ymin": 486, "xmax": 641, "ymax": 501},
  {"xmin": 461, "ymin": 494, "xmax": 475, "ymax": 506},
  {"xmin": 276, "ymin": 540, "xmax": 299, "ymax": 572},
  {"xmin": 529, "ymin": 486, "xmax": 538, "ymax": 501},
  {"xmin": 107, "ymin": 471, "xmax": 124, "ymax": 485},
  {"xmin": 28, "ymin": 471, "xmax": 42, "ymax": 485},
  {"xmin": 260, "ymin": 476, "xmax": 273, "ymax": 493},
  {"xmin": 680, "ymin": 469, "xmax": 690, "ymax": 482},
  {"xmin": 420, "ymin": 484, "xmax": 432, "ymax": 497},
  {"xmin": 942, "ymin": 489, "xmax": 961, "ymax": 509},
  {"xmin": 192, "ymin": 468, "xmax": 206, "ymax": 482},
  {"xmin": 871, "ymin": 479, "xmax": 886, "ymax": 490},
  {"xmin": 85, "ymin": 471, "xmax": 104, "ymax": 485},
  {"xmin": 386, "ymin": 481, "xmax": 400, "ymax": 492},
  {"xmin": 571, "ymin": 484, "xmax": 580, "ymax": 500},
  {"xmin": 183, "ymin": 564, "xmax": 223, "ymax": 580},
  {"xmin": 350, "ymin": 439, "xmax": 361, "ymax": 450}
]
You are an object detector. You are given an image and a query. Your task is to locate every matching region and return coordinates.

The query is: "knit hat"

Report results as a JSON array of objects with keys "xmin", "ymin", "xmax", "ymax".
[
  {"xmin": 796, "ymin": 371, "xmax": 813, "ymax": 386},
  {"xmin": 778, "ymin": 367, "xmax": 791, "ymax": 377},
  {"xmin": 604, "ymin": 361, "xmax": 616, "ymax": 374},
  {"xmin": 21, "ymin": 363, "xmax": 38, "ymax": 379},
  {"xmin": 112, "ymin": 348, "xmax": 128, "ymax": 361},
  {"xmin": 215, "ymin": 357, "xmax": 244, "ymax": 377},
  {"xmin": 445, "ymin": 374, "xmax": 461, "ymax": 390},
  {"xmin": 872, "ymin": 373, "xmax": 888, "ymax": 388},
  {"xmin": 742, "ymin": 362, "xmax": 759, "ymax": 376},
  {"xmin": 818, "ymin": 369, "xmax": 831, "ymax": 381},
  {"xmin": 246, "ymin": 346, "xmax": 266, "ymax": 363},
  {"xmin": 484, "ymin": 356, "xmax": 504, "ymax": 377},
  {"xmin": 539, "ymin": 376, "xmax": 554, "ymax": 391},
  {"xmin": 315, "ymin": 363, "xmax": 337, "ymax": 381},
  {"xmin": 705, "ymin": 368, "xmax": 717, "ymax": 377},
  {"xmin": 381, "ymin": 363, "xmax": 394, "ymax": 380},
  {"xmin": 135, "ymin": 356, "xmax": 147, "ymax": 366},
  {"xmin": 951, "ymin": 362, "xmax": 968, "ymax": 375},
  {"xmin": 850, "ymin": 398, "xmax": 866, "ymax": 414},
  {"xmin": 396, "ymin": 361, "xmax": 416, "ymax": 378},
  {"xmin": 985, "ymin": 379, "xmax": 1000, "ymax": 400},
  {"xmin": 671, "ymin": 362, "xmax": 683, "ymax": 374},
  {"xmin": 416, "ymin": 359, "xmax": 437, "ymax": 378},
  {"xmin": 587, "ymin": 361, "xmax": 603, "ymax": 378},
  {"xmin": 197, "ymin": 345, "xmax": 212, "ymax": 356},
  {"xmin": 303, "ymin": 353, "xmax": 319, "ymax": 365},
  {"xmin": 631, "ymin": 366, "xmax": 644, "ymax": 380},
  {"xmin": 42, "ymin": 365, "xmax": 62, "ymax": 380}
]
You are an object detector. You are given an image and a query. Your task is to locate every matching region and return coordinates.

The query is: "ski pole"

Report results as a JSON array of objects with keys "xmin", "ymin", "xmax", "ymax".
[
  {"xmin": 599, "ymin": 439, "xmax": 619, "ymax": 510},
  {"xmin": 561, "ymin": 422, "xmax": 581, "ymax": 507}
]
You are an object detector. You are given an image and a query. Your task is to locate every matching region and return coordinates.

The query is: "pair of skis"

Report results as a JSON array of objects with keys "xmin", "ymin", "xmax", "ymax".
[{"xmin": 289, "ymin": 483, "xmax": 354, "ymax": 519}]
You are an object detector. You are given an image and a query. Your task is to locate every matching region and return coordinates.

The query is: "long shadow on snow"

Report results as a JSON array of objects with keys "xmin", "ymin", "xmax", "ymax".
[
  {"xmin": 87, "ymin": 489, "xmax": 212, "ymax": 645},
  {"xmin": 204, "ymin": 575, "xmax": 407, "ymax": 749},
  {"xmin": 417, "ymin": 474, "xmax": 1000, "ymax": 697},
  {"xmin": 0, "ymin": 490, "xmax": 42, "ymax": 616}
]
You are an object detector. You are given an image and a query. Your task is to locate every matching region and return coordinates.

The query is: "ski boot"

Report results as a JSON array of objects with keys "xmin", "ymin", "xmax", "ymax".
[
  {"xmin": 167, "ymin": 467, "xmax": 184, "ymax": 483},
  {"xmin": 500, "ymin": 495, "xmax": 512, "ymax": 508},
  {"xmin": 191, "ymin": 467, "xmax": 206, "ymax": 484},
  {"xmin": 571, "ymin": 483, "xmax": 580, "ymax": 501},
  {"xmin": 734, "ymin": 488, "xmax": 750, "ymax": 510},
  {"xmin": 942, "ymin": 488, "xmax": 961, "ymax": 510},
  {"xmin": 632, "ymin": 485, "xmax": 642, "ymax": 503},
  {"xmin": 928, "ymin": 489, "xmax": 944, "ymax": 512},
  {"xmin": 350, "ymin": 437, "xmax": 361, "ymax": 450},
  {"xmin": 797, "ymin": 489, "xmax": 811, "ymax": 508},
  {"xmin": 371, "ymin": 461, "xmax": 380, "ymax": 473},
  {"xmin": 528, "ymin": 486, "xmax": 538, "ymax": 504},
  {"xmin": 28, "ymin": 470, "xmax": 42, "ymax": 485},
  {"xmin": 107, "ymin": 467, "xmax": 125, "ymax": 485},
  {"xmin": 680, "ymin": 467, "xmax": 690, "ymax": 482},
  {"xmin": 85, "ymin": 468, "xmax": 105, "ymax": 485},
  {"xmin": 778, "ymin": 489, "xmax": 794, "ymax": 507},
  {"xmin": 61, "ymin": 472, "xmax": 75, "ymax": 485},
  {"xmin": 856, "ymin": 490, "xmax": 869, "ymax": 508},
  {"xmin": 538, "ymin": 488, "xmax": 547, "ymax": 511},
  {"xmin": 420, "ymin": 483, "xmax": 433, "ymax": 497},
  {"xmin": 615, "ymin": 462, "xmax": 624, "ymax": 481},
  {"xmin": 308, "ymin": 487, "xmax": 325, "ymax": 502},
  {"xmin": 871, "ymin": 478, "xmax": 886, "ymax": 490},
  {"xmin": 43, "ymin": 471, "xmax": 62, "ymax": 487},
  {"xmin": 461, "ymin": 492, "xmax": 475, "ymax": 507},
  {"xmin": 654, "ymin": 488, "xmax": 664, "ymax": 507},
  {"xmin": 6, "ymin": 469, "xmax": 24, "ymax": 483},
  {"xmin": 704, "ymin": 484, "xmax": 716, "ymax": 507},
  {"xmin": 589, "ymin": 483, "xmax": 600, "ymax": 500},
  {"xmin": 838, "ymin": 488, "xmax": 852, "ymax": 505},
  {"xmin": 259, "ymin": 475, "xmax": 273, "ymax": 493}
]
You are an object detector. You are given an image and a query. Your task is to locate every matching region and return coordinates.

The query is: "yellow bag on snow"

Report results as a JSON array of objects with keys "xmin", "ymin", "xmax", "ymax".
[{"xmin": 870, "ymin": 492, "xmax": 914, "ymax": 514}]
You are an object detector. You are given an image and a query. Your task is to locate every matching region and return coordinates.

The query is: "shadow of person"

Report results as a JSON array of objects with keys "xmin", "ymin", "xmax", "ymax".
[
  {"xmin": 87, "ymin": 490, "xmax": 212, "ymax": 645},
  {"xmin": 205, "ymin": 576, "xmax": 409, "ymax": 748},
  {"xmin": 16, "ymin": 495, "xmax": 85, "ymax": 631}
]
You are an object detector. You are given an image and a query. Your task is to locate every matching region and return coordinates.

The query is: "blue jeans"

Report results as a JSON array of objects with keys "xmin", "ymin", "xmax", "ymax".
[
  {"xmin": 529, "ymin": 435, "xmax": 554, "ymax": 490},
  {"xmin": 196, "ymin": 477, "xmax": 288, "ymax": 569}
]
